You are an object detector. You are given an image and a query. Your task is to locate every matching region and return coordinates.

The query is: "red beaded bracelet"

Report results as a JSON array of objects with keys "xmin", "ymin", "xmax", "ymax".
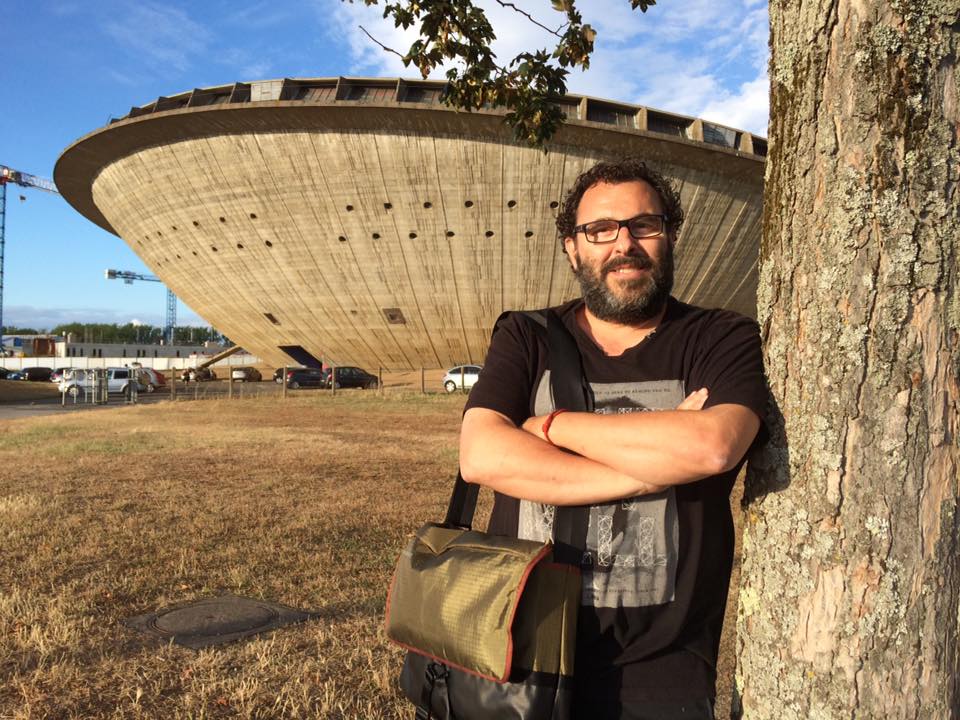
[{"xmin": 541, "ymin": 408, "xmax": 568, "ymax": 446}]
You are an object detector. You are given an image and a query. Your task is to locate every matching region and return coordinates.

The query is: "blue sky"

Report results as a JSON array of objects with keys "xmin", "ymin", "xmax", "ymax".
[{"xmin": 2, "ymin": 0, "xmax": 768, "ymax": 331}]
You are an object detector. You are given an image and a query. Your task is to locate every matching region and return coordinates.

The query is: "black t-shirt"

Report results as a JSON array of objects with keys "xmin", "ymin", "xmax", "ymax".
[{"xmin": 464, "ymin": 297, "xmax": 767, "ymax": 703}]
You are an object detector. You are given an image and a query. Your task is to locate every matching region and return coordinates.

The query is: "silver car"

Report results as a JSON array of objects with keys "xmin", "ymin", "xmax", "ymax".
[
  {"xmin": 59, "ymin": 367, "xmax": 144, "ymax": 398},
  {"xmin": 442, "ymin": 365, "xmax": 482, "ymax": 393}
]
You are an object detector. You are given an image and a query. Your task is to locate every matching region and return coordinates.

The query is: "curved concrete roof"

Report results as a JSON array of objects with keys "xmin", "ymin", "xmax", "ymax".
[{"xmin": 56, "ymin": 77, "xmax": 765, "ymax": 371}]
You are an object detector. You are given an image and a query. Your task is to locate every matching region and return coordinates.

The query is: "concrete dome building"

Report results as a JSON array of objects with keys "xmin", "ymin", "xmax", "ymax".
[{"xmin": 56, "ymin": 77, "xmax": 765, "ymax": 371}]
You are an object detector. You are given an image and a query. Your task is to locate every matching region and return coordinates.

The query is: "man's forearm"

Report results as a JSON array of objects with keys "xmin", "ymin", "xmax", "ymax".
[
  {"xmin": 459, "ymin": 408, "xmax": 666, "ymax": 506},
  {"xmin": 526, "ymin": 404, "xmax": 760, "ymax": 485}
]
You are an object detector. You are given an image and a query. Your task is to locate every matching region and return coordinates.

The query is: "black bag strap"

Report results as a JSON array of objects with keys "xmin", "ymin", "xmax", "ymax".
[
  {"xmin": 543, "ymin": 309, "xmax": 592, "ymax": 561},
  {"xmin": 444, "ymin": 309, "xmax": 592, "ymax": 562}
]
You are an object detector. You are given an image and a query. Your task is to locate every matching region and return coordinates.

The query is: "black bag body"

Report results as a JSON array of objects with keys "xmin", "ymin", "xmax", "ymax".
[{"xmin": 400, "ymin": 652, "xmax": 575, "ymax": 720}]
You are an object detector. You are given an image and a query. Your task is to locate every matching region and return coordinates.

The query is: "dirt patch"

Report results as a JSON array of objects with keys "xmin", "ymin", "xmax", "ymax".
[{"xmin": 0, "ymin": 380, "xmax": 60, "ymax": 404}]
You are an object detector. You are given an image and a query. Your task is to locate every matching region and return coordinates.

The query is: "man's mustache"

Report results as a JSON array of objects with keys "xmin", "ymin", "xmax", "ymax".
[{"xmin": 602, "ymin": 255, "xmax": 653, "ymax": 276}]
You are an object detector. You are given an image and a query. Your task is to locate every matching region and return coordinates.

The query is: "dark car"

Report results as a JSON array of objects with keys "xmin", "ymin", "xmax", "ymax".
[
  {"xmin": 0, "ymin": 367, "xmax": 9, "ymax": 380},
  {"xmin": 21, "ymin": 367, "xmax": 54, "ymax": 382},
  {"xmin": 324, "ymin": 366, "xmax": 378, "ymax": 390},
  {"xmin": 181, "ymin": 367, "xmax": 217, "ymax": 382},
  {"xmin": 284, "ymin": 367, "xmax": 326, "ymax": 389}
]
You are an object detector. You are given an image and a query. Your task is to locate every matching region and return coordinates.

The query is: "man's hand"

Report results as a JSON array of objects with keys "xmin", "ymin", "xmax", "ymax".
[
  {"xmin": 521, "ymin": 387, "xmax": 710, "ymax": 441},
  {"xmin": 676, "ymin": 387, "xmax": 709, "ymax": 411}
]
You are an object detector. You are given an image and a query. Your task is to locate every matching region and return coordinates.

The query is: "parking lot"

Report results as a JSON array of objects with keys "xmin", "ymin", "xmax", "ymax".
[{"xmin": 0, "ymin": 368, "xmax": 461, "ymax": 421}]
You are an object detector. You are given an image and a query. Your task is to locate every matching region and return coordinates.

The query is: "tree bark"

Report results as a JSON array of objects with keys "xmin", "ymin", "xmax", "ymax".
[{"xmin": 736, "ymin": 1, "xmax": 960, "ymax": 718}]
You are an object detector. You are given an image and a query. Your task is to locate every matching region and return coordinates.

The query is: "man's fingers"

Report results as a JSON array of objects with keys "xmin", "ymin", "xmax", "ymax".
[{"xmin": 676, "ymin": 388, "xmax": 708, "ymax": 411}]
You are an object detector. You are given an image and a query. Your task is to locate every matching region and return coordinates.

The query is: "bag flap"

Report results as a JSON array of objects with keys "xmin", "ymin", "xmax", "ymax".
[{"xmin": 385, "ymin": 523, "xmax": 552, "ymax": 682}]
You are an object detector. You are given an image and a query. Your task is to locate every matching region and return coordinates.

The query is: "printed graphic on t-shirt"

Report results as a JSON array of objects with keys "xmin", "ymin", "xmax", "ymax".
[{"xmin": 521, "ymin": 372, "xmax": 684, "ymax": 608}]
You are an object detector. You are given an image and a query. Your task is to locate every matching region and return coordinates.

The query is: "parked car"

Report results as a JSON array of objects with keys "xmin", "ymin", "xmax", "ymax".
[
  {"xmin": 20, "ymin": 367, "xmax": 54, "ymax": 382},
  {"xmin": 5, "ymin": 371, "xmax": 23, "ymax": 381},
  {"xmin": 133, "ymin": 367, "xmax": 166, "ymax": 392},
  {"xmin": 59, "ymin": 367, "xmax": 145, "ymax": 398},
  {"xmin": 50, "ymin": 367, "xmax": 73, "ymax": 383},
  {"xmin": 181, "ymin": 367, "xmax": 217, "ymax": 382},
  {"xmin": 323, "ymin": 366, "xmax": 378, "ymax": 390},
  {"xmin": 442, "ymin": 365, "xmax": 482, "ymax": 393},
  {"xmin": 284, "ymin": 367, "xmax": 326, "ymax": 389},
  {"xmin": 0, "ymin": 367, "xmax": 10, "ymax": 380},
  {"xmin": 231, "ymin": 367, "xmax": 262, "ymax": 382}
]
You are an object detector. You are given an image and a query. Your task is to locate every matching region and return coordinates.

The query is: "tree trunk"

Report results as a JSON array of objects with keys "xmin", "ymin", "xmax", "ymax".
[{"xmin": 736, "ymin": 1, "xmax": 960, "ymax": 718}]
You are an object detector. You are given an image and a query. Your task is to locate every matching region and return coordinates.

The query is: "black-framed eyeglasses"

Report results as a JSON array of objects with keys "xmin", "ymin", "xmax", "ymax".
[{"xmin": 572, "ymin": 214, "xmax": 667, "ymax": 243}]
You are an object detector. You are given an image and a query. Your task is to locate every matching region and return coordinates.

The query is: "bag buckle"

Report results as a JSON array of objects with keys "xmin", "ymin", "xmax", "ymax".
[
  {"xmin": 426, "ymin": 661, "xmax": 449, "ymax": 684},
  {"xmin": 415, "ymin": 662, "xmax": 450, "ymax": 720}
]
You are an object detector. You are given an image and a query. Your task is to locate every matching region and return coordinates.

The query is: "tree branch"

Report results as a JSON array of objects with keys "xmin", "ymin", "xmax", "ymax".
[
  {"xmin": 358, "ymin": 24, "xmax": 405, "ymax": 61},
  {"xmin": 492, "ymin": 1, "xmax": 567, "ymax": 37}
]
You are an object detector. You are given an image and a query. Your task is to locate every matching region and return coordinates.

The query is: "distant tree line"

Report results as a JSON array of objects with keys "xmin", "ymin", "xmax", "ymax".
[{"xmin": 2, "ymin": 324, "xmax": 227, "ymax": 345}]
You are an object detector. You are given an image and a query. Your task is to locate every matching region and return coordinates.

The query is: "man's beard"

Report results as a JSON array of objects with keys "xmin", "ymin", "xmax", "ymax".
[{"xmin": 572, "ymin": 245, "xmax": 674, "ymax": 324}]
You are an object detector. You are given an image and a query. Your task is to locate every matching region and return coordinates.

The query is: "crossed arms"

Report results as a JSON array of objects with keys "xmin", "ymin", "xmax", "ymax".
[{"xmin": 459, "ymin": 394, "xmax": 760, "ymax": 506}]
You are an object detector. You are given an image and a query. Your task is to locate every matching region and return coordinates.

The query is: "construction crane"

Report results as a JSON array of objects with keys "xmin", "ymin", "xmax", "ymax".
[
  {"xmin": 0, "ymin": 165, "xmax": 59, "ymax": 355},
  {"xmin": 105, "ymin": 269, "xmax": 178, "ymax": 344}
]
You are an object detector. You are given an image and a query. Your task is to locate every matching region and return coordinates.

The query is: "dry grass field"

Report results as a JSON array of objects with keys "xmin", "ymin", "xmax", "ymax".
[{"xmin": 0, "ymin": 394, "xmax": 743, "ymax": 719}]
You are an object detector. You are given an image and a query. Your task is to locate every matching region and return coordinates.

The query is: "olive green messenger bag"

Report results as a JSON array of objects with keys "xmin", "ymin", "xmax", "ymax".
[{"xmin": 385, "ymin": 310, "xmax": 592, "ymax": 720}]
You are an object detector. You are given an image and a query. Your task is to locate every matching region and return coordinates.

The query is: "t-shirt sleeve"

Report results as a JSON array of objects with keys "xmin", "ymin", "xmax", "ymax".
[
  {"xmin": 464, "ymin": 312, "xmax": 537, "ymax": 427},
  {"xmin": 691, "ymin": 312, "xmax": 768, "ymax": 421}
]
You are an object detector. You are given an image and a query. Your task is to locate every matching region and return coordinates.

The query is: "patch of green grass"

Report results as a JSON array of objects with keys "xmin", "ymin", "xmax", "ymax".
[{"xmin": 0, "ymin": 423, "xmax": 82, "ymax": 451}]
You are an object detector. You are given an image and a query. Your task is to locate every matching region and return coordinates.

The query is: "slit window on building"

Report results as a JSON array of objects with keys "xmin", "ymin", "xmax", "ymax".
[
  {"xmin": 586, "ymin": 101, "xmax": 635, "ymax": 128},
  {"xmin": 702, "ymin": 123, "xmax": 737, "ymax": 148},
  {"xmin": 341, "ymin": 84, "xmax": 395, "ymax": 103},
  {"xmin": 382, "ymin": 307, "xmax": 406, "ymax": 325},
  {"xmin": 647, "ymin": 111, "xmax": 689, "ymax": 137},
  {"xmin": 264, "ymin": 312, "xmax": 281, "ymax": 325},
  {"xmin": 278, "ymin": 345, "xmax": 323, "ymax": 368},
  {"xmin": 402, "ymin": 86, "xmax": 443, "ymax": 104}
]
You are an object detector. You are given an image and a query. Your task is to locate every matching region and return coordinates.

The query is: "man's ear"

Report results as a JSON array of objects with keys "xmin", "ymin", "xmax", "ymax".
[{"xmin": 563, "ymin": 236, "xmax": 578, "ymax": 270}]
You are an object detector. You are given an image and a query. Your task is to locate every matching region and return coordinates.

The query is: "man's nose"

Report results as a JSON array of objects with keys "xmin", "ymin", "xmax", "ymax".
[{"xmin": 611, "ymin": 224, "xmax": 641, "ymax": 253}]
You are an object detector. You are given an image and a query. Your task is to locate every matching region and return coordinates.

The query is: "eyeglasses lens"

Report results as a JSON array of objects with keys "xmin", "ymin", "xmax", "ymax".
[
  {"xmin": 585, "ymin": 221, "xmax": 618, "ymax": 242},
  {"xmin": 627, "ymin": 216, "xmax": 662, "ymax": 239}
]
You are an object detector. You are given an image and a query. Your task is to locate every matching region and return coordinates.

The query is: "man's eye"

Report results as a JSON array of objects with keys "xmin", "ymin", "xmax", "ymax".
[
  {"xmin": 630, "ymin": 218, "xmax": 660, "ymax": 235},
  {"xmin": 587, "ymin": 222, "xmax": 615, "ymax": 236}
]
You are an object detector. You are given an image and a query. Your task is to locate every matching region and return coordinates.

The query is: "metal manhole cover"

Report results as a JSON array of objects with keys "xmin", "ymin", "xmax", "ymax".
[{"xmin": 124, "ymin": 593, "xmax": 316, "ymax": 649}]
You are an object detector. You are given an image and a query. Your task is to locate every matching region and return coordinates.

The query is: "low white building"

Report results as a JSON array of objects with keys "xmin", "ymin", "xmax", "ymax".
[{"xmin": 56, "ymin": 339, "xmax": 224, "ymax": 361}]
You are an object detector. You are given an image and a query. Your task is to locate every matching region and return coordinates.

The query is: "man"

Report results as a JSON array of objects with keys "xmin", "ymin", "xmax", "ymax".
[{"xmin": 460, "ymin": 158, "xmax": 767, "ymax": 719}]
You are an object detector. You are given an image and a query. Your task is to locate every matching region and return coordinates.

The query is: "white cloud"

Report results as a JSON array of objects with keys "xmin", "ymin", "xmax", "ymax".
[
  {"xmin": 325, "ymin": 0, "xmax": 569, "ymax": 79},
  {"xmin": 699, "ymin": 72, "xmax": 769, "ymax": 137},
  {"xmin": 320, "ymin": 0, "xmax": 770, "ymax": 135},
  {"xmin": 224, "ymin": 2, "xmax": 293, "ymax": 28},
  {"xmin": 102, "ymin": 2, "xmax": 210, "ymax": 73},
  {"xmin": 239, "ymin": 61, "xmax": 273, "ymax": 80}
]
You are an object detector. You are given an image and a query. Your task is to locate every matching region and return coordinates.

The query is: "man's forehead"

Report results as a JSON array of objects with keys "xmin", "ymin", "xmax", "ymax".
[{"xmin": 577, "ymin": 180, "xmax": 663, "ymax": 217}]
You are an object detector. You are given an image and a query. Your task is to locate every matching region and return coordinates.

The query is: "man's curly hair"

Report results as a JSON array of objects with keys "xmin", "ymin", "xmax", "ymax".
[{"xmin": 555, "ymin": 159, "xmax": 684, "ymax": 245}]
